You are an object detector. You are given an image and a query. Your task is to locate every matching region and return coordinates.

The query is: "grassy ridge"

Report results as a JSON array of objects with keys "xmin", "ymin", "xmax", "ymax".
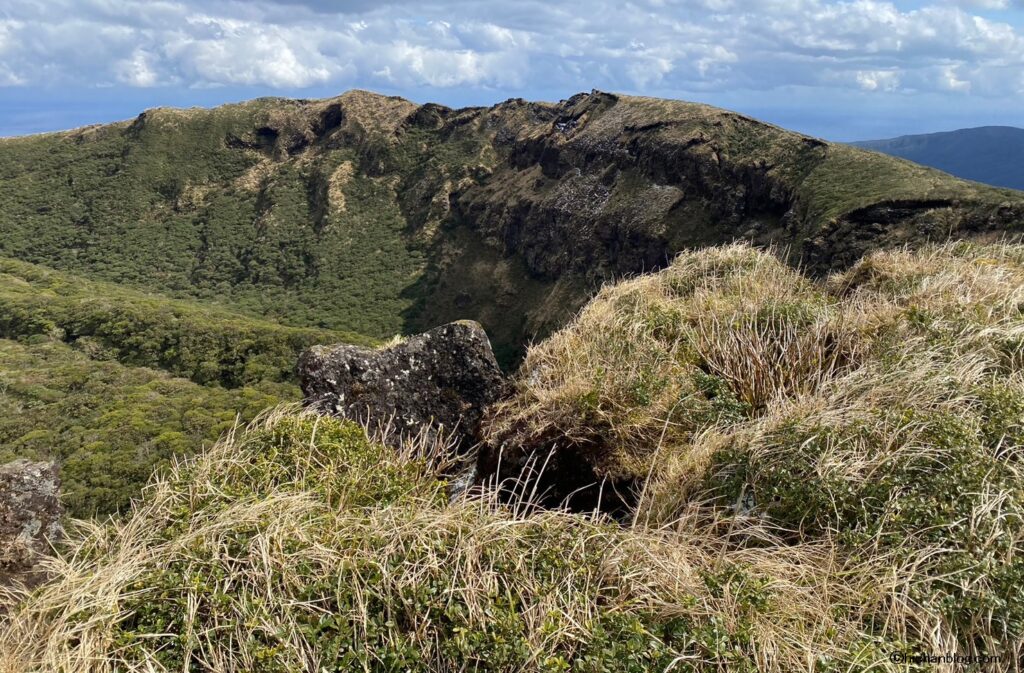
[
  {"xmin": 0, "ymin": 411, "xmax": 907, "ymax": 672},
  {"xmin": 0, "ymin": 97, "xmax": 427, "ymax": 339},
  {"xmin": 597, "ymin": 96, "xmax": 1018, "ymax": 224},
  {"xmin": 4, "ymin": 243, "xmax": 1023, "ymax": 670},
  {"xmin": 485, "ymin": 242, "xmax": 1024, "ymax": 663}
]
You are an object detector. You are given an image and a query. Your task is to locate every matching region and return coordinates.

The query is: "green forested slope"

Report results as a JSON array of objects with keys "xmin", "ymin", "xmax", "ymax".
[
  {"xmin": 2, "ymin": 91, "xmax": 1020, "ymax": 359},
  {"xmin": 0, "ymin": 95, "xmax": 434, "ymax": 337},
  {"xmin": 0, "ymin": 260, "xmax": 376, "ymax": 516},
  {"xmin": 0, "ymin": 257, "xmax": 373, "ymax": 387},
  {"xmin": 0, "ymin": 338, "xmax": 293, "ymax": 516}
]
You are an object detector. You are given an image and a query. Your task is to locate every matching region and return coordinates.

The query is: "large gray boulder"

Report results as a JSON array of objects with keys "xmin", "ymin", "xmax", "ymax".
[
  {"xmin": 298, "ymin": 321, "xmax": 508, "ymax": 449},
  {"xmin": 1, "ymin": 460, "xmax": 62, "ymax": 588}
]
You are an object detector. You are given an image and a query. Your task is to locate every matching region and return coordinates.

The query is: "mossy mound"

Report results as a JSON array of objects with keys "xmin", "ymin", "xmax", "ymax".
[{"xmin": 484, "ymin": 242, "xmax": 1024, "ymax": 663}]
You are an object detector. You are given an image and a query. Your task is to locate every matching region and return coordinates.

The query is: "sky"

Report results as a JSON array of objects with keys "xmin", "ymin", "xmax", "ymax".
[{"xmin": 0, "ymin": 0, "xmax": 1022, "ymax": 141}]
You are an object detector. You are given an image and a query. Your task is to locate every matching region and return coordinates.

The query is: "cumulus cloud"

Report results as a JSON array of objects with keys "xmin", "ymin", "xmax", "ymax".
[
  {"xmin": 946, "ymin": 0, "xmax": 1012, "ymax": 9},
  {"xmin": 857, "ymin": 70, "xmax": 901, "ymax": 92},
  {"xmin": 165, "ymin": 20, "xmax": 340, "ymax": 88},
  {"xmin": 114, "ymin": 48, "xmax": 160, "ymax": 87},
  {"xmin": 0, "ymin": 0, "xmax": 1021, "ymax": 99}
]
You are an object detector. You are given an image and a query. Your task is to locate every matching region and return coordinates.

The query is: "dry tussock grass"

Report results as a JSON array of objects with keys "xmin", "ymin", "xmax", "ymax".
[
  {"xmin": 4, "ymin": 242, "xmax": 1023, "ymax": 671},
  {"xmin": 486, "ymin": 241, "xmax": 1024, "ymax": 669},
  {"xmin": 0, "ymin": 408, "xmax": 893, "ymax": 673}
]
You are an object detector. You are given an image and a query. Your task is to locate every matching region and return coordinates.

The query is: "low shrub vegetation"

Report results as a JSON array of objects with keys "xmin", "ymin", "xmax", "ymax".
[
  {"xmin": 0, "ymin": 338, "xmax": 295, "ymax": 516},
  {"xmin": 0, "ymin": 260, "xmax": 375, "ymax": 517},
  {"xmin": 0, "ymin": 257, "xmax": 374, "ymax": 388}
]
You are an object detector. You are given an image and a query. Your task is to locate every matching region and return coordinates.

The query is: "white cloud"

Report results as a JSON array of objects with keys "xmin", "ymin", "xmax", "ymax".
[
  {"xmin": 375, "ymin": 41, "xmax": 526, "ymax": 87},
  {"xmin": 857, "ymin": 69, "xmax": 901, "ymax": 91},
  {"xmin": 0, "ymin": 0, "xmax": 1020, "ymax": 99},
  {"xmin": 945, "ymin": 0, "xmax": 1011, "ymax": 9},
  {"xmin": 0, "ymin": 21, "xmax": 13, "ymax": 53},
  {"xmin": 166, "ymin": 22, "xmax": 339, "ymax": 88},
  {"xmin": 114, "ymin": 48, "xmax": 160, "ymax": 86},
  {"xmin": 939, "ymin": 64, "xmax": 973, "ymax": 91}
]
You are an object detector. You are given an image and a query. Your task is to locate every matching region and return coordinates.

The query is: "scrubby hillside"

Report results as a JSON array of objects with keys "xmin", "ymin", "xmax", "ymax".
[
  {"xmin": 0, "ymin": 259, "xmax": 373, "ymax": 517},
  {"xmin": 0, "ymin": 338, "xmax": 292, "ymax": 516},
  {"xmin": 0, "ymin": 257, "xmax": 373, "ymax": 388},
  {"xmin": 2, "ymin": 90, "xmax": 1021, "ymax": 362},
  {"xmin": 3, "ymin": 242, "xmax": 1022, "ymax": 671}
]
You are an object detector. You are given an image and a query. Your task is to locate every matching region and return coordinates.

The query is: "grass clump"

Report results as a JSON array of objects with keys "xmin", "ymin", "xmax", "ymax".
[
  {"xmin": 485, "ymin": 245, "xmax": 853, "ymax": 480},
  {"xmin": 0, "ymin": 410, "xmax": 901, "ymax": 672},
  {"xmin": 486, "ymin": 241, "xmax": 1024, "ymax": 666}
]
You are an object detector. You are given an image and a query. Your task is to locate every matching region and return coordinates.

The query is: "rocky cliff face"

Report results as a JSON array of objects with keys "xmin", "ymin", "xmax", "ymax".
[
  {"xmin": 442, "ymin": 92, "xmax": 1024, "ymax": 277},
  {"xmin": 0, "ymin": 460, "xmax": 62, "ymax": 589},
  {"xmin": 406, "ymin": 93, "xmax": 1024, "ymax": 359}
]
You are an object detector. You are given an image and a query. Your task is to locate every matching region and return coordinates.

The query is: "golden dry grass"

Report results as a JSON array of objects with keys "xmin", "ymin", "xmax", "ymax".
[
  {"xmin": 4, "ymin": 242, "xmax": 1023, "ymax": 671},
  {"xmin": 485, "ymin": 242, "xmax": 1024, "ymax": 670},
  {"xmin": 0, "ymin": 407, "xmax": 910, "ymax": 673}
]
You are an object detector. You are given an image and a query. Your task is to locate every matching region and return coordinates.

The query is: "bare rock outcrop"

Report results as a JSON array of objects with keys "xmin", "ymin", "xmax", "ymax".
[
  {"xmin": 1, "ymin": 460, "xmax": 62, "ymax": 588},
  {"xmin": 298, "ymin": 321, "xmax": 508, "ymax": 449}
]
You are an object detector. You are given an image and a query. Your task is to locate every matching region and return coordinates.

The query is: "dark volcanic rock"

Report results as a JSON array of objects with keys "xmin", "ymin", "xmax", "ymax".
[
  {"xmin": 1, "ymin": 460, "xmax": 62, "ymax": 587},
  {"xmin": 298, "ymin": 321, "xmax": 508, "ymax": 449}
]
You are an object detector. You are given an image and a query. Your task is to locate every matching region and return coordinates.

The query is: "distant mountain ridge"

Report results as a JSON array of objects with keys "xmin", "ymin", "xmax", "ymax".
[
  {"xmin": 2, "ymin": 90, "xmax": 1022, "ymax": 367},
  {"xmin": 853, "ymin": 126, "xmax": 1024, "ymax": 191}
]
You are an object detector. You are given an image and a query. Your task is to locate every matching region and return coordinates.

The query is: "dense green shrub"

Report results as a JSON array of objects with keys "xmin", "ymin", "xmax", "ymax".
[
  {"xmin": 0, "ymin": 257, "xmax": 373, "ymax": 387},
  {"xmin": 0, "ymin": 338, "xmax": 296, "ymax": 516}
]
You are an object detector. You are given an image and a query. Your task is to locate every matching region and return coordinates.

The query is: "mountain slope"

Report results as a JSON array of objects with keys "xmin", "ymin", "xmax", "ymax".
[
  {"xmin": 5, "ymin": 242, "xmax": 1024, "ymax": 669},
  {"xmin": 0, "ymin": 256, "xmax": 373, "ymax": 388},
  {"xmin": 854, "ymin": 126, "xmax": 1024, "ymax": 190},
  {"xmin": 2, "ymin": 89, "xmax": 1022, "ymax": 513},
  {"xmin": 2, "ymin": 90, "xmax": 1021, "ymax": 363},
  {"xmin": 0, "ymin": 259, "xmax": 372, "ymax": 516}
]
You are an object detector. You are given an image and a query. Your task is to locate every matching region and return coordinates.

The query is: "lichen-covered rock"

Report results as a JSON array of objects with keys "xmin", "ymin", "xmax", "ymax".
[
  {"xmin": 298, "ymin": 321, "xmax": 508, "ymax": 449},
  {"xmin": 1, "ymin": 460, "xmax": 62, "ymax": 586}
]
